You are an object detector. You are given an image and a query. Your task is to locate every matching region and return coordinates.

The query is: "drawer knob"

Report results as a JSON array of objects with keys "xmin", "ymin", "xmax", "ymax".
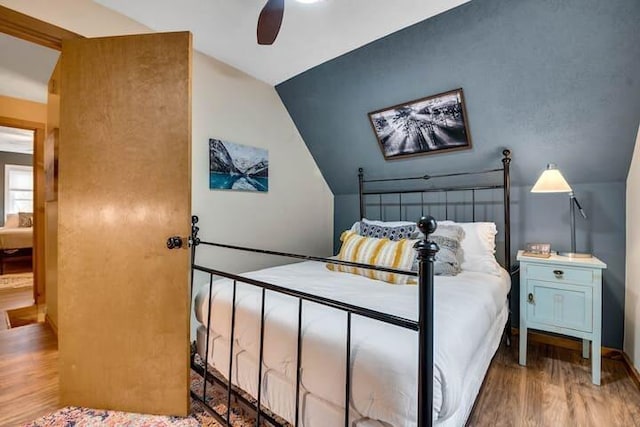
[
  {"xmin": 528, "ymin": 293, "xmax": 534, "ymax": 303},
  {"xmin": 553, "ymin": 269, "xmax": 564, "ymax": 278}
]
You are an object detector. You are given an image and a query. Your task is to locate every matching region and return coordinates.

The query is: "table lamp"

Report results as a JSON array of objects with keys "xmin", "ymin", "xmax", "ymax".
[{"xmin": 531, "ymin": 163, "xmax": 591, "ymax": 258}]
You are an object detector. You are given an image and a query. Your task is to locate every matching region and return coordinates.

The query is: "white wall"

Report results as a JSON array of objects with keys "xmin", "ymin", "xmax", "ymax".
[
  {"xmin": 188, "ymin": 54, "xmax": 333, "ymax": 337},
  {"xmin": 191, "ymin": 54, "xmax": 334, "ymax": 272},
  {"xmin": 625, "ymin": 124, "xmax": 640, "ymax": 372},
  {"xmin": 0, "ymin": 0, "xmax": 335, "ymax": 335}
]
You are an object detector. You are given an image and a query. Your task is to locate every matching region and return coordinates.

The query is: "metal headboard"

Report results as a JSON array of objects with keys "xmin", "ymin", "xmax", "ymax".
[{"xmin": 357, "ymin": 149, "xmax": 512, "ymax": 274}]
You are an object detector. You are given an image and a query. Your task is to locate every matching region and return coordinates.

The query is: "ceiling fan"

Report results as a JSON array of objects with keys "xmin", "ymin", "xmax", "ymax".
[{"xmin": 257, "ymin": 0, "xmax": 285, "ymax": 45}]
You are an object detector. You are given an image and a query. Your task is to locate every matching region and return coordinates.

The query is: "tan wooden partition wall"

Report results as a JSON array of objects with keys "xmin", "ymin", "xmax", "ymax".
[
  {"xmin": 57, "ymin": 33, "xmax": 192, "ymax": 415},
  {"xmin": 1, "ymin": 6, "xmax": 193, "ymax": 415}
]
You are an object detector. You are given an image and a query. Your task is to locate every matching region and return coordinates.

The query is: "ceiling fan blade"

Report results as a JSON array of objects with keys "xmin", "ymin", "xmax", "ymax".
[{"xmin": 257, "ymin": 0, "xmax": 284, "ymax": 45}]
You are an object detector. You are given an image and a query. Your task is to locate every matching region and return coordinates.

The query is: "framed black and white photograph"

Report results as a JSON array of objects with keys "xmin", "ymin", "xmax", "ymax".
[
  {"xmin": 209, "ymin": 139, "xmax": 269, "ymax": 192},
  {"xmin": 368, "ymin": 88, "xmax": 472, "ymax": 160}
]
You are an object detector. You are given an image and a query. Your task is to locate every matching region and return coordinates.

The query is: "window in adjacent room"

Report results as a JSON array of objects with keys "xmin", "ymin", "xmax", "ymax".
[{"xmin": 5, "ymin": 164, "xmax": 33, "ymax": 217}]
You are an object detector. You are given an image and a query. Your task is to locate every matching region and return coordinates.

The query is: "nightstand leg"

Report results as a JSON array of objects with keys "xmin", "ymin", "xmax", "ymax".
[
  {"xmin": 519, "ymin": 327, "xmax": 527, "ymax": 366},
  {"xmin": 582, "ymin": 339, "xmax": 590, "ymax": 359},
  {"xmin": 592, "ymin": 336, "xmax": 601, "ymax": 385}
]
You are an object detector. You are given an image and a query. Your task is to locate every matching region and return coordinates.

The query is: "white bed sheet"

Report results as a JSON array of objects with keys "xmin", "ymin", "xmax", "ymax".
[
  {"xmin": 437, "ymin": 303, "xmax": 508, "ymax": 427},
  {"xmin": 0, "ymin": 226, "xmax": 32, "ymax": 249},
  {"xmin": 194, "ymin": 261, "xmax": 510, "ymax": 426}
]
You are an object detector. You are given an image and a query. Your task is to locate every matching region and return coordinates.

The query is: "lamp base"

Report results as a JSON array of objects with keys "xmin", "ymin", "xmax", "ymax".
[{"xmin": 559, "ymin": 251, "xmax": 593, "ymax": 259}]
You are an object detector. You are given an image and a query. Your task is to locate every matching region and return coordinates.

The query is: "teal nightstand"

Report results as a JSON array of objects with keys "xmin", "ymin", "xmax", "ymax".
[{"xmin": 517, "ymin": 250, "xmax": 607, "ymax": 385}]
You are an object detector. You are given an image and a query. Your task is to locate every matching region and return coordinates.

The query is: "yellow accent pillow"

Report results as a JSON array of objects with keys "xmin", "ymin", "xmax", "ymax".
[{"xmin": 327, "ymin": 231, "xmax": 418, "ymax": 284}]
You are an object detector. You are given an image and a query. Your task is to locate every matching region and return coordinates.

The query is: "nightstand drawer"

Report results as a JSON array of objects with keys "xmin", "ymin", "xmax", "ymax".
[
  {"xmin": 526, "ymin": 280, "xmax": 593, "ymax": 332},
  {"xmin": 526, "ymin": 264, "xmax": 594, "ymax": 286}
]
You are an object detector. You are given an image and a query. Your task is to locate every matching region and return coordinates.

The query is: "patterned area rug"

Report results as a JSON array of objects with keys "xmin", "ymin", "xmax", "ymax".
[
  {"xmin": 0, "ymin": 272, "xmax": 33, "ymax": 291},
  {"xmin": 25, "ymin": 407, "xmax": 203, "ymax": 427},
  {"xmin": 25, "ymin": 358, "xmax": 286, "ymax": 427}
]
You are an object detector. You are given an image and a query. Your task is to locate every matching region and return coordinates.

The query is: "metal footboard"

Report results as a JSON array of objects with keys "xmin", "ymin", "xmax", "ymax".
[{"xmin": 188, "ymin": 215, "xmax": 439, "ymax": 427}]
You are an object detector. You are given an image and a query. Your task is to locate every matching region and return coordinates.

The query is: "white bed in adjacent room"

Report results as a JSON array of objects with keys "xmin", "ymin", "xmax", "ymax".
[
  {"xmin": 194, "ymin": 259, "xmax": 510, "ymax": 426},
  {"xmin": 0, "ymin": 226, "xmax": 32, "ymax": 249}
]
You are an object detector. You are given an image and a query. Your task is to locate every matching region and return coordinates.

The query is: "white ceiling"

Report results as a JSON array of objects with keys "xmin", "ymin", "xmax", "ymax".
[
  {"xmin": 93, "ymin": 0, "xmax": 471, "ymax": 85},
  {"xmin": 0, "ymin": 33, "xmax": 59, "ymax": 103},
  {"xmin": 0, "ymin": 126, "xmax": 34, "ymax": 155}
]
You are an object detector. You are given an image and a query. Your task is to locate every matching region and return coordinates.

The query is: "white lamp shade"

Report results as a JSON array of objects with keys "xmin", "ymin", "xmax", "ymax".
[{"xmin": 531, "ymin": 164, "xmax": 572, "ymax": 193}]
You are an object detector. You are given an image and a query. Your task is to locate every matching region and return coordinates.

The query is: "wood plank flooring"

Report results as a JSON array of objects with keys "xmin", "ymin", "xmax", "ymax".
[
  {"xmin": 0, "ymin": 323, "xmax": 59, "ymax": 427},
  {"xmin": 6, "ymin": 304, "xmax": 38, "ymax": 328},
  {"xmin": 0, "ymin": 324, "xmax": 639, "ymax": 427},
  {"xmin": 0, "ymin": 287, "xmax": 33, "ymax": 331},
  {"xmin": 468, "ymin": 338, "xmax": 640, "ymax": 426},
  {"xmin": 0, "ymin": 286, "xmax": 33, "ymax": 312}
]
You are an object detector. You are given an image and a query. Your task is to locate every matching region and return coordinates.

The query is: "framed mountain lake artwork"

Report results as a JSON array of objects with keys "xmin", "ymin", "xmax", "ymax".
[
  {"xmin": 368, "ymin": 88, "xmax": 472, "ymax": 160},
  {"xmin": 209, "ymin": 139, "xmax": 269, "ymax": 192}
]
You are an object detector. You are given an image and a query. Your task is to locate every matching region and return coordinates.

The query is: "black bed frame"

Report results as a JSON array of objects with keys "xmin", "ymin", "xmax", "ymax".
[{"xmin": 188, "ymin": 149, "xmax": 512, "ymax": 427}]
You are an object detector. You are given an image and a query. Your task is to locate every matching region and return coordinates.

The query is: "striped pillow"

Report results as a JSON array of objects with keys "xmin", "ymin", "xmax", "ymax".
[{"xmin": 327, "ymin": 231, "xmax": 418, "ymax": 284}]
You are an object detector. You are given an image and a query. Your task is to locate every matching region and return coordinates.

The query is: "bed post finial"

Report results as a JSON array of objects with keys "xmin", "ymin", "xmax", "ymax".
[
  {"xmin": 502, "ymin": 149, "xmax": 511, "ymax": 163},
  {"xmin": 415, "ymin": 216, "xmax": 438, "ymax": 427},
  {"xmin": 416, "ymin": 216, "xmax": 437, "ymax": 238},
  {"xmin": 190, "ymin": 215, "xmax": 200, "ymax": 247}
]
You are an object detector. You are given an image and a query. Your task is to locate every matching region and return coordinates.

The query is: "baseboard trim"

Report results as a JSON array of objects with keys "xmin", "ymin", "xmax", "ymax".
[
  {"xmin": 45, "ymin": 313, "xmax": 58, "ymax": 336},
  {"xmin": 511, "ymin": 327, "xmax": 619, "ymax": 358},
  {"xmin": 621, "ymin": 352, "xmax": 640, "ymax": 390}
]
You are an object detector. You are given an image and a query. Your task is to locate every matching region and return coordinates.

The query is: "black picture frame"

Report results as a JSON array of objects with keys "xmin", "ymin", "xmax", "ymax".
[{"xmin": 368, "ymin": 88, "xmax": 472, "ymax": 160}]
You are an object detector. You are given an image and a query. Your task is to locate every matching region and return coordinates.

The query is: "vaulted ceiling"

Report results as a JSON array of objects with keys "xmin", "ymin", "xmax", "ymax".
[
  {"xmin": 276, "ymin": 0, "xmax": 640, "ymax": 193},
  {"xmin": 93, "ymin": 0, "xmax": 470, "ymax": 84}
]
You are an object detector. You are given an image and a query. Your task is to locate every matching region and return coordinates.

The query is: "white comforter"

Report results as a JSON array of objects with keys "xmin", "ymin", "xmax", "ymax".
[{"xmin": 194, "ymin": 261, "xmax": 509, "ymax": 426}]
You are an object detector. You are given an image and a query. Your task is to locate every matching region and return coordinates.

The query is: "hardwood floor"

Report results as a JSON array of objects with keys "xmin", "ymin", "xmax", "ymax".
[
  {"xmin": 468, "ymin": 338, "xmax": 640, "ymax": 426},
  {"xmin": 0, "ymin": 286, "xmax": 33, "ymax": 311},
  {"xmin": 6, "ymin": 304, "xmax": 38, "ymax": 328},
  {"xmin": 0, "ymin": 323, "xmax": 59, "ymax": 427},
  {"xmin": 0, "ymin": 324, "xmax": 638, "ymax": 427},
  {"xmin": 0, "ymin": 286, "xmax": 33, "ymax": 331}
]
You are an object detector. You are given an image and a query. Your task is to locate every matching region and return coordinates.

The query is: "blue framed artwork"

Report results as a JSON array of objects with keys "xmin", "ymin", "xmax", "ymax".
[{"xmin": 209, "ymin": 139, "xmax": 269, "ymax": 192}]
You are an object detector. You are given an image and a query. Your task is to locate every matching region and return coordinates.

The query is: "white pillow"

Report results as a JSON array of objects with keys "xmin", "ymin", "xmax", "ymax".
[
  {"xmin": 4, "ymin": 214, "xmax": 19, "ymax": 228},
  {"xmin": 439, "ymin": 221, "xmax": 501, "ymax": 276}
]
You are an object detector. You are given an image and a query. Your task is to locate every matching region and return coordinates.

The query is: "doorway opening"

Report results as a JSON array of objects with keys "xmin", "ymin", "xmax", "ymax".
[
  {"xmin": 0, "ymin": 29, "xmax": 59, "ymax": 329},
  {"xmin": 0, "ymin": 125, "xmax": 34, "ymax": 328}
]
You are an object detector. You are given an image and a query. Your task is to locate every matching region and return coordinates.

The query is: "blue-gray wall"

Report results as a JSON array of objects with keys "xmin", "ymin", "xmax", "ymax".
[
  {"xmin": 276, "ymin": 0, "xmax": 640, "ymax": 349},
  {"xmin": 334, "ymin": 182, "xmax": 626, "ymax": 348}
]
